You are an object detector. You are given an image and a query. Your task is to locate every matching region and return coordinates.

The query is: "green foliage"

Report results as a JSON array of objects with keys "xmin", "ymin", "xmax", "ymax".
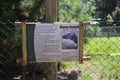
[
  {"xmin": 94, "ymin": 0, "xmax": 120, "ymax": 26},
  {"xmin": 58, "ymin": 0, "xmax": 98, "ymax": 44},
  {"xmin": 19, "ymin": 0, "xmax": 45, "ymax": 21},
  {"xmin": 106, "ymin": 14, "xmax": 113, "ymax": 26},
  {"xmin": 112, "ymin": 1, "xmax": 120, "ymax": 26},
  {"xmin": 84, "ymin": 23, "xmax": 101, "ymax": 43},
  {"xmin": 0, "ymin": 21, "xmax": 21, "ymax": 63},
  {"xmin": 58, "ymin": 0, "xmax": 95, "ymax": 22},
  {"xmin": 13, "ymin": 28, "xmax": 22, "ymax": 45},
  {"xmin": 0, "ymin": 0, "xmax": 45, "ymax": 22},
  {"xmin": 0, "ymin": 0, "xmax": 17, "ymax": 21},
  {"xmin": 84, "ymin": 25, "xmax": 101, "ymax": 36},
  {"xmin": 20, "ymin": 0, "xmax": 36, "ymax": 10},
  {"xmin": 0, "ymin": 0, "xmax": 45, "ymax": 76},
  {"xmin": 58, "ymin": 62, "xmax": 71, "ymax": 71},
  {"xmin": 0, "ymin": 21, "xmax": 22, "ymax": 78}
]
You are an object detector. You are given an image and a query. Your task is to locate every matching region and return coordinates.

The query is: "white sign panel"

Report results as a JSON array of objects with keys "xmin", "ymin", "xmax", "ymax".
[{"xmin": 33, "ymin": 23, "xmax": 80, "ymax": 62}]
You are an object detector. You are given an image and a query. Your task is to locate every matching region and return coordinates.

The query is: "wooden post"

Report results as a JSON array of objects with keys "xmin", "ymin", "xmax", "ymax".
[
  {"xmin": 79, "ymin": 21, "xmax": 84, "ymax": 63},
  {"xmin": 21, "ymin": 22, "xmax": 27, "ymax": 80},
  {"xmin": 21, "ymin": 22, "xmax": 27, "ymax": 66},
  {"xmin": 39, "ymin": 0, "xmax": 57, "ymax": 80},
  {"xmin": 15, "ymin": 22, "xmax": 27, "ymax": 80},
  {"xmin": 45, "ymin": 0, "xmax": 57, "ymax": 22},
  {"xmin": 79, "ymin": 21, "xmax": 90, "ymax": 63}
]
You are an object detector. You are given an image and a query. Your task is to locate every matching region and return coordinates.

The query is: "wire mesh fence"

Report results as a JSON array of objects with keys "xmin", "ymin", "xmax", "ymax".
[
  {"xmin": 0, "ymin": 21, "xmax": 22, "ymax": 80},
  {"xmin": 79, "ymin": 23, "xmax": 120, "ymax": 80},
  {"xmin": 0, "ymin": 21, "xmax": 120, "ymax": 80}
]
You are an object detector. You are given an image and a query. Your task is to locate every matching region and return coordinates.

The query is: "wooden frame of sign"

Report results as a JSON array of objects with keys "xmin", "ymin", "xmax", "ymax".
[
  {"xmin": 15, "ymin": 22, "xmax": 27, "ymax": 80},
  {"xmin": 79, "ymin": 21, "xmax": 84, "ymax": 63},
  {"xmin": 79, "ymin": 21, "xmax": 90, "ymax": 63},
  {"xmin": 15, "ymin": 22, "xmax": 91, "ymax": 64},
  {"xmin": 15, "ymin": 22, "xmax": 27, "ymax": 65}
]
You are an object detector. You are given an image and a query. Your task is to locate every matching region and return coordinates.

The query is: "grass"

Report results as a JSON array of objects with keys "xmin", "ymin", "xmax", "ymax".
[
  {"xmin": 79, "ymin": 56, "xmax": 120, "ymax": 80},
  {"xmin": 82, "ymin": 37, "xmax": 120, "ymax": 80},
  {"xmin": 62, "ymin": 55, "xmax": 120, "ymax": 80},
  {"xmin": 84, "ymin": 37, "xmax": 120, "ymax": 54},
  {"xmin": 59, "ymin": 37, "xmax": 120, "ymax": 80}
]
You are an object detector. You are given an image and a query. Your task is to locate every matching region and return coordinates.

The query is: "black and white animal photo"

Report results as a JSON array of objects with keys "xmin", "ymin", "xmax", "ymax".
[{"xmin": 62, "ymin": 32, "xmax": 78, "ymax": 49}]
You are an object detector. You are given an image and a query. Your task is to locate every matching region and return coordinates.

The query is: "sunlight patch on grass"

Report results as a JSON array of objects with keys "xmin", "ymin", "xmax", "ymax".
[{"xmin": 84, "ymin": 37, "xmax": 120, "ymax": 54}]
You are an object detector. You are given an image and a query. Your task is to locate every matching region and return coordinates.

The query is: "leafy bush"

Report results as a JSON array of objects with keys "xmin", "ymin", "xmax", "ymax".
[
  {"xmin": 84, "ymin": 23, "xmax": 101, "ymax": 43},
  {"xmin": 58, "ymin": 0, "xmax": 95, "ymax": 22}
]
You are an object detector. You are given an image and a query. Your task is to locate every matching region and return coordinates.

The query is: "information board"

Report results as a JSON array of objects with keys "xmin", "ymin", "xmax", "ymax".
[{"xmin": 27, "ymin": 22, "xmax": 82, "ymax": 62}]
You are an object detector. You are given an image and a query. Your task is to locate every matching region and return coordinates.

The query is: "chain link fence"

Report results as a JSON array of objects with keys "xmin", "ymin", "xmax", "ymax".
[
  {"xmin": 0, "ymin": 21, "xmax": 22, "ymax": 80},
  {"xmin": 0, "ymin": 21, "xmax": 120, "ymax": 80},
  {"xmin": 78, "ymin": 22, "xmax": 120, "ymax": 80}
]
